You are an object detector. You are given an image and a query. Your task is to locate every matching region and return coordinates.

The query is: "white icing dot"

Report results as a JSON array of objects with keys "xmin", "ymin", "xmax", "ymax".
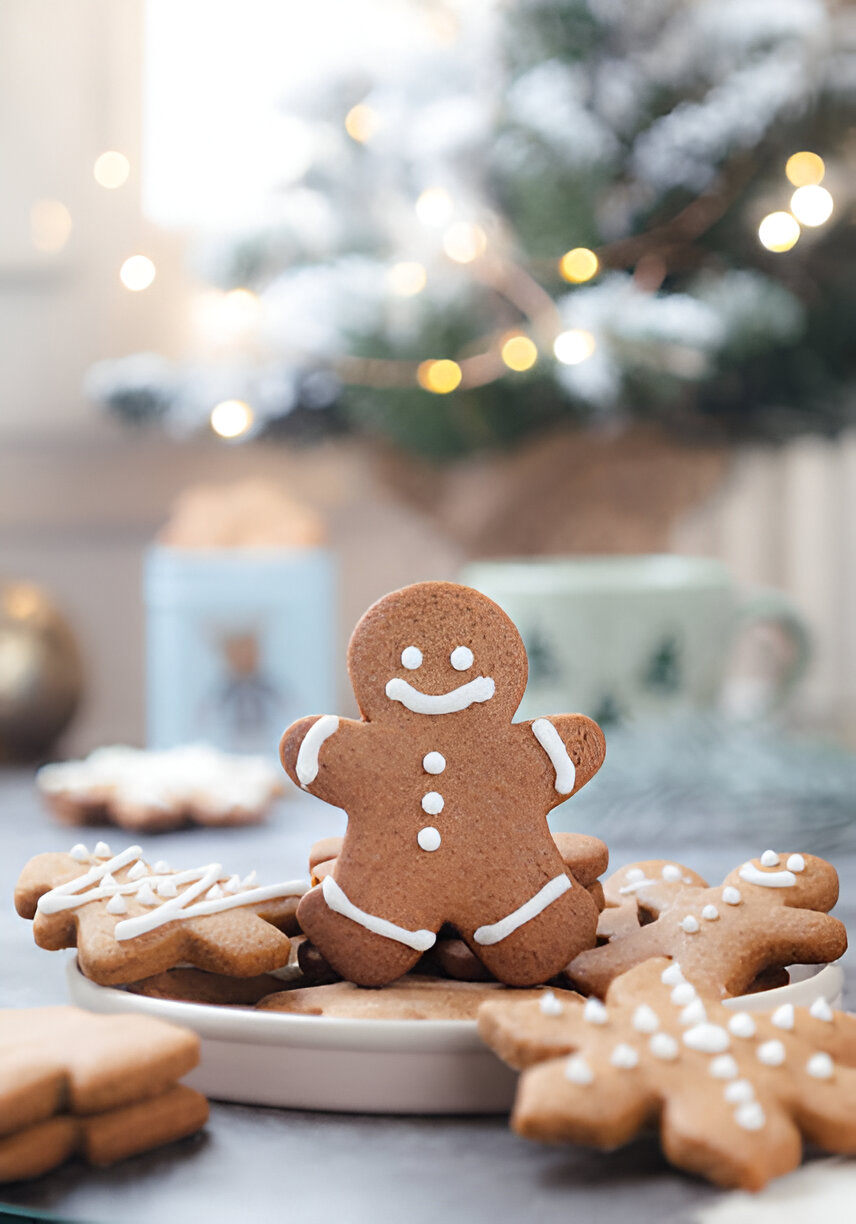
[
  {"xmin": 728, "ymin": 1012, "xmax": 756, "ymax": 1040},
  {"xmin": 100, "ymin": 872, "xmax": 116, "ymax": 888},
  {"xmin": 771, "ymin": 1004, "xmax": 795, "ymax": 1031},
  {"xmin": 810, "ymin": 998, "xmax": 833, "ymax": 1023},
  {"xmin": 724, "ymin": 1079, "xmax": 755, "ymax": 1104},
  {"xmin": 680, "ymin": 915, "xmax": 700, "ymax": 934},
  {"xmin": 661, "ymin": 864, "xmax": 682, "ymax": 882},
  {"xmin": 540, "ymin": 990, "xmax": 564, "ymax": 1017},
  {"xmin": 137, "ymin": 883, "xmax": 158, "ymax": 906},
  {"xmin": 625, "ymin": 868, "xmax": 646, "ymax": 883},
  {"xmin": 610, "ymin": 1043, "xmax": 639, "ymax": 1069},
  {"xmin": 632, "ymin": 1004, "xmax": 660, "ymax": 1034},
  {"xmin": 722, "ymin": 887, "xmax": 742, "ymax": 906},
  {"xmin": 450, "ymin": 645, "xmax": 474, "ymax": 671},
  {"xmin": 806, "ymin": 1052, "xmax": 834, "ymax": 1079},
  {"xmin": 241, "ymin": 871, "xmax": 257, "ymax": 889},
  {"xmin": 94, "ymin": 841, "xmax": 112, "ymax": 859},
  {"xmin": 417, "ymin": 826, "xmax": 441, "ymax": 852},
  {"xmin": 757, "ymin": 1040, "xmax": 786, "ymax": 1067},
  {"xmin": 701, "ymin": 905, "xmax": 719, "ymax": 921},
  {"xmin": 760, "ymin": 850, "xmax": 780, "ymax": 868},
  {"xmin": 421, "ymin": 791, "xmax": 444, "ymax": 816},
  {"xmin": 735, "ymin": 1101, "xmax": 766, "ymax": 1131},
  {"xmin": 565, "ymin": 1054, "xmax": 594, "ymax": 1085},
  {"xmin": 683, "ymin": 1024, "xmax": 730, "ymax": 1054},
  {"xmin": 649, "ymin": 1033, "xmax": 679, "ymax": 1061},
  {"xmin": 224, "ymin": 874, "xmax": 242, "ymax": 894},
  {"xmin": 583, "ymin": 997, "xmax": 608, "ymax": 1025},
  {"xmin": 787, "ymin": 854, "xmax": 806, "ymax": 873},
  {"xmin": 69, "ymin": 844, "xmax": 89, "ymax": 862},
  {"xmin": 401, "ymin": 646, "xmax": 423, "ymax": 670},
  {"xmin": 679, "ymin": 999, "xmax": 708, "ymax": 1027},
  {"xmin": 422, "ymin": 752, "xmax": 446, "ymax": 775},
  {"xmin": 709, "ymin": 1054, "xmax": 739, "ymax": 1080},
  {"xmin": 106, "ymin": 893, "xmax": 128, "ymax": 915},
  {"xmin": 128, "ymin": 860, "xmax": 147, "ymax": 881},
  {"xmin": 661, "ymin": 963, "xmax": 686, "ymax": 987},
  {"xmin": 157, "ymin": 878, "xmax": 177, "ymax": 898},
  {"xmin": 207, "ymin": 884, "xmax": 224, "ymax": 901},
  {"xmin": 671, "ymin": 983, "xmax": 697, "ymax": 1006},
  {"xmin": 153, "ymin": 861, "xmax": 170, "ymax": 874}
]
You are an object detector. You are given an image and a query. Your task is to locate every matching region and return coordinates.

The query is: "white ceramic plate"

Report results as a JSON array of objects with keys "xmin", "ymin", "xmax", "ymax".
[{"xmin": 66, "ymin": 959, "xmax": 844, "ymax": 1115}]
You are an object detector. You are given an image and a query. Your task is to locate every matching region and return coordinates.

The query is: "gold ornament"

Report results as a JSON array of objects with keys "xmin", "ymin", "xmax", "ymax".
[{"xmin": 0, "ymin": 582, "xmax": 84, "ymax": 762}]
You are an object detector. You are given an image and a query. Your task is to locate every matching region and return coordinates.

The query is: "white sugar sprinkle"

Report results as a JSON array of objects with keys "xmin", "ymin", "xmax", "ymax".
[
  {"xmin": 727, "ymin": 1012, "xmax": 756, "ymax": 1039},
  {"xmin": 810, "ymin": 998, "xmax": 834, "ymax": 1023},
  {"xmin": 771, "ymin": 1004, "xmax": 795, "ymax": 1031},
  {"xmin": 680, "ymin": 915, "xmax": 700, "ymax": 934},
  {"xmin": 649, "ymin": 1033, "xmax": 679, "ymax": 1061},
  {"xmin": 735, "ymin": 1101, "xmax": 765, "ymax": 1131},
  {"xmin": 583, "ymin": 997, "xmax": 608, "ymax": 1025},
  {"xmin": 540, "ymin": 991, "xmax": 564, "ymax": 1017},
  {"xmin": 806, "ymin": 1052, "xmax": 834, "ymax": 1079}
]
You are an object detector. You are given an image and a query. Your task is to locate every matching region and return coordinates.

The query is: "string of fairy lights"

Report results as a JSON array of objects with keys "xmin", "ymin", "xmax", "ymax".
[{"xmin": 30, "ymin": 123, "xmax": 836, "ymax": 441}]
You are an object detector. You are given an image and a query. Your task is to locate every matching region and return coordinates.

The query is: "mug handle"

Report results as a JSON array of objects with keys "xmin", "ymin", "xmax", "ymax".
[{"xmin": 732, "ymin": 588, "xmax": 812, "ymax": 714}]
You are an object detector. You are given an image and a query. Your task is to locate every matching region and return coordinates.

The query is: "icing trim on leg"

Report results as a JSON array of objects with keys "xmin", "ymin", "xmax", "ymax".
[
  {"xmin": 296, "ymin": 716, "xmax": 340, "ymax": 787},
  {"xmin": 473, "ymin": 873, "xmax": 572, "ymax": 946},
  {"xmin": 531, "ymin": 719, "xmax": 576, "ymax": 794},
  {"xmin": 321, "ymin": 876, "xmax": 437, "ymax": 952}
]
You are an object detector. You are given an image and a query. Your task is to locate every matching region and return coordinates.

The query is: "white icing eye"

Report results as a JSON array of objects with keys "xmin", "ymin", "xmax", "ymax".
[
  {"xmin": 450, "ymin": 645, "xmax": 473, "ymax": 671},
  {"xmin": 401, "ymin": 646, "xmax": 423, "ymax": 670}
]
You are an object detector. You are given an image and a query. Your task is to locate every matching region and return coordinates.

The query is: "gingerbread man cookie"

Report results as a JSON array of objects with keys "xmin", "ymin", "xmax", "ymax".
[
  {"xmin": 478, "ymin": 959, "xmax": 856, "ymax": 1191},
  {"xmin": 567, "ymin": 850, "xmax": 847, "ymax": 999},
  {"xmin": 597, "ymin": 859, "xmax": 709, "ymax": 942},
  {"xmin": 280, "ymin": 581, "xmax": 606, "ymax": 987}
]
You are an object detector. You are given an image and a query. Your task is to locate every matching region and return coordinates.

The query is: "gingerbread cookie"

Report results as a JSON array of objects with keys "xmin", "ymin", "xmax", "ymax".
[
  {"xmin": 0, "ymin": 1006, "xmax": 207, "ymax": 1182},
  {"xmin": 479, "ymin": 958, "xmax": 856, "ymax": 1191},
  {"xmin": 127, "ymin": 967, "xmax": 297, "ymax": 1006},
  {"xmin": 597, "ymin": 859, "xmax": 709, "ymax": 942},
  {"xmin": 281, "ymin": 582, "xmax": 606, "ymax": 988},
  {"xmin": 37, "ymin": 744, "xmax": 283, "ymax": 831},
  {"xmin": 567, "ymin": 850, "xmax": 846, "ymax": 1000},
  {"xmin": 15, "ymin": 841, "xmax": 306, "ymax": 985}
]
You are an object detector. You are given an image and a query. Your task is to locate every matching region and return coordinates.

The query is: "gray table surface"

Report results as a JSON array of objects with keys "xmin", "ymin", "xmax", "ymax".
[{"xmin": 0, "ymin": 768, "xmax": 853, "ymax": 1224}]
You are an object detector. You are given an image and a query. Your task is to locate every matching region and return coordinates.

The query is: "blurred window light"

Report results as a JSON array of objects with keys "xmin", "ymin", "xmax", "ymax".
[
  {"xmin": 345, "ymin": 103, "xmax": 377, "ymax": 143},
  {"xmin": 30, "ymin": 199, "xmax": 72, "ymax": 253},
  {"xmin": 785, "ymin": 151, "xmax": 825, "ymax": 187},
  {"xmin": 758, "ymin": 212, "xmax": 800, "ymax": 253},
  {"xmin": 553, "ymin": 329, "xmax": 595, "ymax": 365},
  {"xmin": 94, "ymin": 151, "xmax": 131, "ymax": 189},
  {"xmin": 559, "ymin": 247, "xmax": 599, "ymax": 284},
  {"xmin": 387, "ymin": 261, "xmax": 427, "ymax": 296},
  {"xmin": 501, "ymin": 334, "xmax": 537, "ymax": 371},
  {"xmin": 416, "ymin": 187, "xmax": 454, "ymax": 227},
  {"xmin": 120, "ymin": 255, "xmax": 157, "ymax": 291},
  {"xmin": 211, "ymin": 399, "xmax": 254, "ymax": 437},
  {"xmin": 417, "ymin": 359, "xmax": 462, "ymax": 393},
  {"xmin": 443, "ymin": 222, "xmax": 487, "ymax": 263},
  {"xmin": 790, "ymin": 185, "xmax": 833, "ymax": 227}
]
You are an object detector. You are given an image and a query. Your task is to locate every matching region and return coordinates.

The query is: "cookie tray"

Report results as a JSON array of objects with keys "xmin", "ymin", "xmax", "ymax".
[{"xmin": 66, "ymin": 958, "xmax": 844, "ymax": 1115}]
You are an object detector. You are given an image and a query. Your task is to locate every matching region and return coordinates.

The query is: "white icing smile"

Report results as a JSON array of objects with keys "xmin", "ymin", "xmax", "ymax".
[{"xmin": 385, "ymin": 674, "xmax": 495, "ymax": 715}]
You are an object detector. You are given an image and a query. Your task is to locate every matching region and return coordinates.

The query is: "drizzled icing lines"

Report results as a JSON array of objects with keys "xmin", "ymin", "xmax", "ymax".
[{"xmin": 38, "ymin": 844, "xmax": 307, "ymax": 942}]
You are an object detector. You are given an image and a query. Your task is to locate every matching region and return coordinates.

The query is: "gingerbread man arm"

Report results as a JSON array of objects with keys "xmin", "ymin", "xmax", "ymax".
[
  {"xmin": 521, "ymin": 714, "xmax": 605, "ymax": 809},
  {"xmin": 760, "ymin": 907, "xmax": 848, "ymax": 969},
  {"xmin": 279, "ymin": 716, "xmax": 365, "ymax": 808}
]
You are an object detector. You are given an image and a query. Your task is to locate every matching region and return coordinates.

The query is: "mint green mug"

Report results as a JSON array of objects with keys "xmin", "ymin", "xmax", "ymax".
[{"xmin": 460, "ymin": 556, "xmax": 810, "ymax": 725}]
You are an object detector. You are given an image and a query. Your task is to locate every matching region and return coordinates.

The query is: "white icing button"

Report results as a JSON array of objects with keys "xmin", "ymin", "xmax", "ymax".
[
  {"xmin": 156, "ymin": 878, "xmax": 177, "ymax": 898},
  {"xmin": 610, "ymin": 1043, "xmax": 639, "ymax": 1069},
  {"xmin": 728, "ymin": 1012, "xmax": 756, "ymax": 1039},
  {"xmin": 207, "ymin": 884, "xmax": 224, "ymax": 900},
  {"xmin": 671, "ymin": 983, "xmax": 696, "ymax": 1007},
  {"xmin": 661, "ymin": 963, "xmax": 686, "ymax": 986},
  {"xmin": 806, "ymin": 1052, "xmax": 834, "ymax": 1079},
  {"xmin": 421, "ymin": 791, "xmax": 444, "ymax": 816},
  {"xmin": 153, "ymin": 861, "xmax": 170, "ymax": 874},
  {"xmin": 771, "ymin": 1003, "xmax": 795, "ymax": 1031},
  {"xmin": 709, "ymin": 1054, "xmax": 739, "ymax": 1080},
  {"xmin": 757, "ymin": 1040, "xmax": 786, "ymax": 1067},
  {"xmin": 632, "ymin": 1005, "xmax": 660, "ymax": 1034},
  {"xmin": 680, "ymin": 915, "xmax": 700, "ymax": 934},
  {"xmin": 137, "ymin": 884, "xmax": 158, "ymax": 906},
  {"xmin": 422, "ymin": 752, "xmax": 446, "ymax": 775},
  {"xmin": 417, "ymin": 826, "xmax": 441, "ymax": 853},
  {"xmin": 649, "ymin": 1033, "xmax": 679, "ymax": 1061},
  {"xmin": 106, "ymin": 893, "xmax": 127, "ymax": 915},
  {"xmin": 401, "ymin": 646, "xmax": 422, "ymax": 670},
  {"xmin": 679, "ymin": 999, "xmax": 708, "ymax": 1027},
  {"xmin": 724, "ymin": 1079, "xmax": 754, "ymax": 1104},
  {"xmin": 701, "ymin": 905, "xmax": 719, "ymax": 921},
  {"xmin": 225, "ymin": 874, "xmax": 242, "ymax": 894},
  {"xmin": 241, "ymin": 871, "xmax": 257, "ymax": 889},
  {"xmin": 722, "ymin": 887, "xmax": 742, "ymax": 906},
  {"xmin": 450, "ymin": 645, "xmax": 474, "ymax": 671},
  {"xmin": 565, "ymin": 1054, "xmax": 594, "ymax": 1085},
  {"xmin": 787, "ymin": 854, "xmax": 806, "ymax": 873},
  {"xmin": 735, "ymin": 1101, "xmax": 766, "ymax": 1131},
  {"xmin": 583, "ymin": 997, "xmax": 608, "ymax": 1025},
  {"xmin": 810, "ymin": 997, "xmax": 833, "ymax": 1022},
  {"xmin": 128, "ymin": 860, "xmax": 147, "ymax": 880},
  {"xmin": 760, "ymin": 850, "xmax": 780, "ymax": 868},
  {"xmin": 69, "ymin": 844, "xmax": 89, "ymax": 862},
  {"xmin": 682, "ymin": 1024, "xmax": 730, "ymax": 1054},
  {"xmin": 540, "ymin": 990, "xmax": 564, "ymax": 1016},
  {"xmin": 100, "ymin": 872, "xmax": 116, "ymax": 888},
  {"xmin": 625, "ymin": 868, "xmax": 646, "ymax": 883},
  {"xmin": 94, "ymin": 842, "xmax": 112, "ymax": 858},
  {"xmin": 661, "ymin": 864, "xmax": 682, "ymax": 882}
]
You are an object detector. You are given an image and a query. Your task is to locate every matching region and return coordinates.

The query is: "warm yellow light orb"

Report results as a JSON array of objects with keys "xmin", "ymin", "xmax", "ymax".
[
  {"xmin": 559, "ymin": 247, "xmax": 599, "ymax": 284},
  {"xmin": 758, "ymin": 212, "xmax": 800, "ymax": 253},
  {"xmin": 30, "ymin": 199, "xmax": 72, "ymax": 252},
  {"xmin": 442, "ymin": 222, "xmax": 487, "ymax": 263},
  {"xmin": 210, "ymin": 399, "xmax": 254, "ymax": 438},
  {"xmin": 415, "ymin": 187, "xmax": 454, "ymax": 227},
  {"xmin": 222, "ymin": 287, "xmax": 261, "ymax": 328},
  {"xmin": 345, "ymin": 103, "xmax": 377, "ymax": 144},
  {"xmin": 790, "ymin": 185, "xmax": 833, "ymax": 227},
  {"xmin": 785, "ymin": 151, "xmax": 825, "ymax": 187},
  {"xmin": 553, "ymin": 329, "xmax": 596, "ymax": 365},
  {"xmin": 417, "ymin": 359, "xmax": 462, "ymax": 394},
  {"xmin": 387, "ymin": 261, "xmax": 427, "ymax": 297},
  {"xmin": 119, "ymin": 255, "xmax": 156, "ymax": 291},
  {"xmin": 93, "ymin": 151, "xmax": 130, "ymax": 189},
  {"xmin": 501, "ymin": 334, "xmax": 538, "ymax": 372}
]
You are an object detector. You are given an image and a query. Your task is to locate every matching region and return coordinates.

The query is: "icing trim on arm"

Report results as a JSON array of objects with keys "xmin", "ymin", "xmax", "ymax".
[
  {"xmin": 531, "ymin": 719, "xmax": 576, "ymax": 794},
  {"xmin": 473, "ymin": 873, "xmax": 571, "ymax": 946},
  {"xmin": 321, "ymin": 876, "xmax": 436, "ymax": 952},
  {"xmin": 384, "ymin": 676, "xmax": 495, "ymax": 715},
  {"xmin": 738, "ymin": 863, "xmax": 797, "ymax": 889},
  {"xmin": 295, "ymin": 716, "xmax": 340, "ymax": 787}
]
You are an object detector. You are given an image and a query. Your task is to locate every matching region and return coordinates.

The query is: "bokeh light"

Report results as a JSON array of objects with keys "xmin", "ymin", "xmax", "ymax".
[
  {"xmin": 501, "ymin": 334, "xmax": 538, "ymax": 371},
  {"xmin": 210, "ymin": 399, "xmax": 254, "ymax": 438},
  {"xmin": 93, "ymin": 151, "xmax": 131, "ymax": 189},
  {"xmin": 758, "ymin": 212, "xmax": 800, "ymax": 253},
  {"xmin": 553, "ymin": 329, "xmax": 596, "ymax": 365},
  {"xmin": 559, "ymin": 247, "xmax": 599, "ymax": 284},
  {"xmin": 387, "ymin": 261, "xmax": 427, "ymax": 296},
  {"xmin": 785, "ymin": 152, "xmax": 825, "ymax": 187},
  {"xmin": 415, "ymin": 187, "xmax": 454, "ymax": 226},
  {"xmin": 345, "ymin": 103, "xmax": 377, "ymax": 144},
  {"xmin": 30, "ymin": 200, "xmax": 72, "ymax": 253},
  {"xmin": 790, "ymin": 185, "xmax": 833, "ymax": 227},
  {"xmin": 417, "ymin": 359, "xmax": 462, "ymax": 393},
  {"xmin": 442, "ymin": 222, "xmax": 487, "ymax": 263}
]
